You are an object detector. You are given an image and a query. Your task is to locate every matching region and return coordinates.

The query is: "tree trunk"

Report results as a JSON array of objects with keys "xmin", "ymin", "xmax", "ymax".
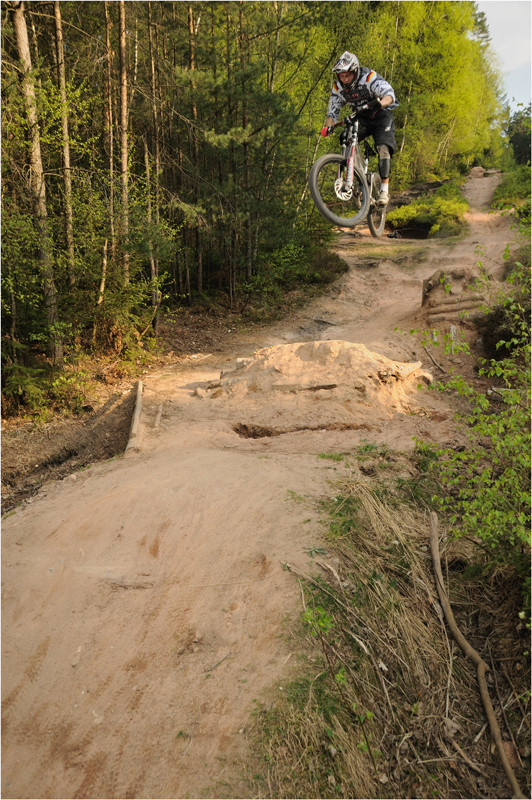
[
  {"xmin": 143, "ymin": 136, "xmax": 158, "ymax": 314},
  {"xmin": 104, "ymin": 1, "xmax": 116, "ymax": 264},
  {"xmin": 12, "ymin": 0, "xmax": 63, "ymax": 364},
  {"xmin": 147, "ymin": 1, "xmax": 160, "ymax": 328},
  {"xmin": 237, "ymin": 3, "xmax": 253, "ymax": 282},
  {"xmin": 54, "ymin": 0, "xmax": 75, "ymax": 289},
  {"xmin": 119, "ymin": 0, "xmax": 130, "ymax": 285},
  {"xmin": 97, "ymin": 239, "xmax": 108, "ymax": 308},
  {"xmin": 188, "ymin": 4, "xmax": 202, "ymax": 293}
]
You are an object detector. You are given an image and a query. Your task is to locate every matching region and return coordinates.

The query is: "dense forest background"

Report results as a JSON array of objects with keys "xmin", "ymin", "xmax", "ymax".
[{"xmin": 1, "ymin": 1, "xmax": 527, "ymax": 403}]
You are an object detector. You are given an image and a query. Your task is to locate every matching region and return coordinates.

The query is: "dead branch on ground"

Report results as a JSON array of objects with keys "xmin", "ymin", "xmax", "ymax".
[{"xmin": 429, "ymin": 512, "xmax": 525, "ymax": 799}]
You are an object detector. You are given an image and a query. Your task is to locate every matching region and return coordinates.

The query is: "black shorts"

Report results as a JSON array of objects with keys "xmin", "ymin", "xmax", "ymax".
[{"xmin": 357, "ymin": 109, "xmax": 396, "ymax": 156}]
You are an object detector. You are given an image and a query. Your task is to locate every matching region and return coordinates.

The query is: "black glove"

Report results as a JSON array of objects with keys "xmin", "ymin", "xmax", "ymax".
[
  {"xmin": 352, "ymin": 100, "xmax": 371, "ymax": 115},
  {"xmin": 367, "ymin": 98, "xmax": 381, "ymax": 110}
]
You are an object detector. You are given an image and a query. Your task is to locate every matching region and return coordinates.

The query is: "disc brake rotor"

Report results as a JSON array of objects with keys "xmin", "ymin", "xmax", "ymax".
[{"xmin": 334, "ymin": 178, "xmax": 353, "ymax": 201}]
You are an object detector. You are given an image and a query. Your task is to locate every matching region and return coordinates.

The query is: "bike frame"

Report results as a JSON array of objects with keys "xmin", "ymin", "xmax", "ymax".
[
  {"xmin": 336, "ymin": 116, "xmax": 377, "ymax": 197},
  {"xmin": 339, "ymin": 118, "xmax": 364, "ymax": 185}
]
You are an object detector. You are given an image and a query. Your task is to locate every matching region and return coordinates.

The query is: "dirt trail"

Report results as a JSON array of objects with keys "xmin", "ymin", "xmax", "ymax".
[{"xmin": 2, "ymin": 169, "xmax": 516, "ymax": 799}]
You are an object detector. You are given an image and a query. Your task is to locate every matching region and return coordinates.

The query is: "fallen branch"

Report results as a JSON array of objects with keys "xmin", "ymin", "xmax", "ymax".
[
  {"xmin": 429, "ymin": 512, "xmax": 525, "ymax": 799},
  {"xmin": 448, "ymin": 737, "xmax": 485, "ymax": 776},
  {"xmin": 204, "ymin": 651, "xmax": 231, "ymax": 673},
  {"xmin": 422, "ymin": 345, "xmax": 447, "ymax": 374}
]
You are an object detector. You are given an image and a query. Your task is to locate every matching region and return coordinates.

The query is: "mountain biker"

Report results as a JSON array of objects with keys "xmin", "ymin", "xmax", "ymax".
[{"xmin": 321, "ymin": 51, "xmax": 398, "ymax": 206}]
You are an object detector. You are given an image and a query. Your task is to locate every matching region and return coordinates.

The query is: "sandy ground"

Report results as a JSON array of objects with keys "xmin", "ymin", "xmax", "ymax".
[{"xmin": 1, "ymin": 168, "xmax": 517, "ymax": 799}]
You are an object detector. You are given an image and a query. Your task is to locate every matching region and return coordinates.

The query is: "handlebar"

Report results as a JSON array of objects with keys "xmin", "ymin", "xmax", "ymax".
[{"xmin": 327, "ymin": 99, "xmax": 381, "ymax": 133}]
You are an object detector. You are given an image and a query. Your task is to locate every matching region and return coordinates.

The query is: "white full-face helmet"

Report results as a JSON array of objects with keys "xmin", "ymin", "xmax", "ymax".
[{"xmin": 332, "ymin": 51, "xmax": 359, "ymax": 90}]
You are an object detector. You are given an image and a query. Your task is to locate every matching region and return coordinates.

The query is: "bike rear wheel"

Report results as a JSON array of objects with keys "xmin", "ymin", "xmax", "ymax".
[
  {"xmin": 309, "ymin": 153, "xmax": 369, "ymax": 228},
  {"xmin": 367, "ymin": 173, "xmax": 387, "ymax": 238}
]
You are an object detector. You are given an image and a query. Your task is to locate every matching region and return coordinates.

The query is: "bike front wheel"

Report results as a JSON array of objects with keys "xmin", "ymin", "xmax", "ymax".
[
  {"xmin": 367, "ymin": 173, "xmax": 387, "ymax": 238},
  {"xmin": 309, "ymin": 153, "xmax": 369, "ymax": 228}
]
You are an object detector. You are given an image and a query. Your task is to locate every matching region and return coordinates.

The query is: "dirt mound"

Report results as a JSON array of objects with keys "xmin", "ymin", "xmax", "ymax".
[{"xmin": 207, "ymin": 340, "xmax": 432, "ymax": 423}]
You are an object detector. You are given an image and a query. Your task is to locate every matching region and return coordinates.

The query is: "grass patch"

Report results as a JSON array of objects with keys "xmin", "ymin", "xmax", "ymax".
[{"xmin": 346, "ymin": 243, "xmax": 429, "ymax": 263}]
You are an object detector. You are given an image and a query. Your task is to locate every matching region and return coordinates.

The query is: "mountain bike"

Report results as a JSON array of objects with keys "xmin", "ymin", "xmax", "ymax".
[{"xmin": 309, "ymin": 106, "xmax": 387, "ymax": 237}]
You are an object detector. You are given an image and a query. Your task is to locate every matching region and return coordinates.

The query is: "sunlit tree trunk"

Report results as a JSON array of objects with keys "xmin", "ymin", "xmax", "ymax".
[
  {"xmin": 104, "ymin": 1, "xmax": 116, "ymax": 265},
  {"xmin": 119, "ymin": 0, "xmax": 130, "ymax": 286},
  {"xmin": 239, "ymin": 1, "xmax": 252, "ymax": 281},
  {"xmin": 54, "ymin": 0, "xmax": 75, "ymax": 289},
  {"xmin": 147, "ymin": 1, "xmax": 160, "ymax": 330},
  {"xmin": 143, "ymin": 136, "xmax": 158, "ymax": 321},
  {"xmin": 188, "ymin": 3, "xmax": 203, "ymax": 294},
  {"xmin": 12, "ymin": 0, "xmax": 63, "ymax": 363}
]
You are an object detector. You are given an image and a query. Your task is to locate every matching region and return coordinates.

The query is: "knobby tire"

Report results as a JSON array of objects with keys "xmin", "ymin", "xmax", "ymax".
[
  {"xmin": 309, "ymin": 153, "xmax": 369, "ymax": 228},
  {"xmin": 367, "ymin": 173, "xmax": 387, "ymax": 238}
]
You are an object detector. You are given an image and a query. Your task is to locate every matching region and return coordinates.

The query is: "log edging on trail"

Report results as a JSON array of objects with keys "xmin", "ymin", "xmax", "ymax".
[{"xmin": 125, "ymin": 380, "xmax": 143, "ymax": 453}]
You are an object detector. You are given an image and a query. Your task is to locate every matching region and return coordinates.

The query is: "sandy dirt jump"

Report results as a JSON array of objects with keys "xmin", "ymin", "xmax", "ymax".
[{"xmin": 2, "ymin": 169, "xmax": 516, "ymax": 799}]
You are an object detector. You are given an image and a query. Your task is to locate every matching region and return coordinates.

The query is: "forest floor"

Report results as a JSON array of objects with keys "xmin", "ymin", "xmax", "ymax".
[{"xmin": 2, "ymin": 168, "xmax": 529, "ymax": 799}]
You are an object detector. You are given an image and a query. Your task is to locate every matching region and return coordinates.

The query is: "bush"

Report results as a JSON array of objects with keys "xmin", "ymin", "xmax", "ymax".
[
  {"xmin": 387, "ymin": 182, "xmax": 469, "ymax": 237},
  {"xmin": 2, "ymin": 357, "xmax": 95, "ymax": 419},
  {"xmin": 426, "ymin": 262, "xmax": 531, "ymax": 616},
  {"xmin": 241, "ymin": 241, "xmax": 348, "ymax": 313},
  {"xmin": 2, "ymin": 362, "xmax": 47, "ymax": 414},
  {"xmin": 492, "ymin": 165, "xmax": 531, "ymax": 224}
]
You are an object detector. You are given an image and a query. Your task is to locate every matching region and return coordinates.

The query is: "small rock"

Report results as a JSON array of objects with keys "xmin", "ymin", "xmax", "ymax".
[
  {"xmin": 327, "ymin": 745, "xmax": 337, "ymax": 758},
  {"xmin": 194, "ymin": 387, "xmax": 207, "ymax": 399}
]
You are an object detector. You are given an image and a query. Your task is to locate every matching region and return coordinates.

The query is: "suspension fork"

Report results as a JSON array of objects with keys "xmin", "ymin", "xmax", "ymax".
[
  {"xmin": 336, "ymin": 143, "xmax": 357, "ymax": 187},
  {"xmin": 339, "ymin": 119, "xmax": 359, "ymax": 188}
]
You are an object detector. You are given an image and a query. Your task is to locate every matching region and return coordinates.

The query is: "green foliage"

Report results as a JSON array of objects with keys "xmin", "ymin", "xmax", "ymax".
[
  {"xmin": 1, "ymin": 360, "xmax": 94, "ymax": 418},
  {"xmin": 320, "ymin": 494, "xmax": 362, "ymax": 540},
  {"xmin": 492, "ymin": 165, "xmax": 531, "ymax": 224},
  {"xmin": 387, "ymin": 182, "xmax": 469, "ymax": 237},
  {"xmin": 1, "ymin": 363, "xmax": 47, "ymax": 414},
  {"xmin": 506, "ymin": 104, "xmax": 531, "ymax": 166},
  {"xmin": 241, "ymin": 242, "xmax": 348, "ymax": 314},
  {"xmin": 428, "ymin": 264, "xmax": 531, "ymax": 614},
  {"xmin": 1, "ymin": 0, "xmax": 510, "ymax": 415},
  {"xmin": 303, "ymin": 606, "xmax": 334, "ymax": 636},
  {"xmin": 48, "ymin": 371, "xmax": 92, "ymax": 414}
]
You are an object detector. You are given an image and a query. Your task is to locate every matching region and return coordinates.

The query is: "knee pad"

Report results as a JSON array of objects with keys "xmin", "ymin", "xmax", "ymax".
[{"xmin": 378, "ymin": 157, "xmax": 391, "ymax": 179}]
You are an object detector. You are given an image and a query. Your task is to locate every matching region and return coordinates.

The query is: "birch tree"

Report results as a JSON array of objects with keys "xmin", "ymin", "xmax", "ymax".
[
  {"xmin": 11, "ymin": 0, "xmax": 63, "ymax": 363},
  {"xmin": 119, "ymin": 0, "xmax": 130, "ymax": 286},
  {"xmin": 53, "ymin": 0, "xmax": 75, "ymax": 289}
]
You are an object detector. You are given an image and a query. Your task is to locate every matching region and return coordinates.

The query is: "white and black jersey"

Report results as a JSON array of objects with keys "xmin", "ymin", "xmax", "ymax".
[{"xmin": 327, "ymin": 66, "xmax": 398, "ymax": 122}]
